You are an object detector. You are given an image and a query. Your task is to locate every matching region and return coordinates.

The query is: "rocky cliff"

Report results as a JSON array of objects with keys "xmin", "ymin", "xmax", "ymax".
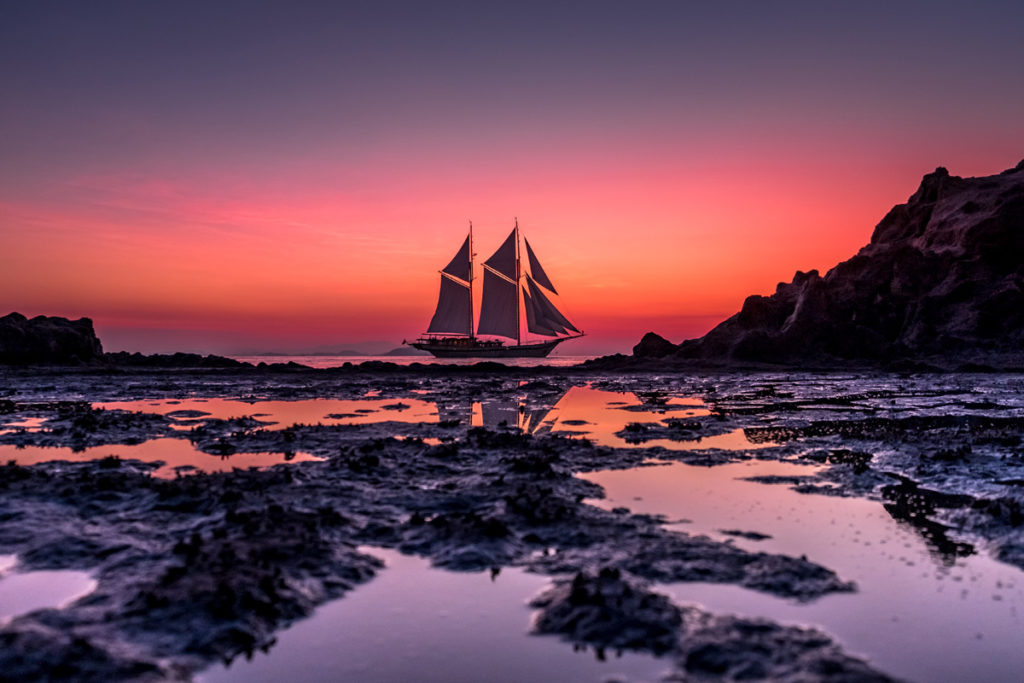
[
  {"xmin": 633, "ymin": 160, "xmax": 1024, "ymax": 369},
  {"xmin": 0, "ymin": 312, "xmax": 104, "ymax": 364}
]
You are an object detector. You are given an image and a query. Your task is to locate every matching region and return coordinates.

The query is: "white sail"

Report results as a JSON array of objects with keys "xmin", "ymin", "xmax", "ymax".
[
  {"xmin": 477, "ymin": 269, "xmax": 518, "ymax": 338},
  {"xmin": 525, "ymin": 276, "xmax": 579, "ymax": 334},
  {"xmin": 524, "ymin": 238, "xmax": 557, "ymax": 294},
  {"xmin": 427, "ymin": 276, "xmax": 472, "ymax": 334}
]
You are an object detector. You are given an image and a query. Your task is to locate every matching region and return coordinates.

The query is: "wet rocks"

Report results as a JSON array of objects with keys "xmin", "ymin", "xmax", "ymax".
[
  {"xmin": 2, "ymin": 369, "xmax": 1023, "ymax": 680},
  {"xmin": 0, "ymin": 623, "xmax": 164, "ymax": 682},
  {"xmin": 676, "ymin": 613, "xmax": 897, "ymax": 682},
  {"xmin": 719, "ymin": 529, "xmax": 772, "ymax": 541},
  {"xmin": 0, "ymin": 312, "xmax": 104, "ymax": 365},
  {"xmin": 0, "ymin": 398, "xmax": 863, "ymax": 679},
  {"xmin": 0, "ymin": 403, "xmax": 173, "ymax": 450},
  {"xmin": 530, "ymin": 568, "xmax": 682, "ymax": 655},
  {"xmin": 530, "ymin": 569, "xmax": 895, "ymax": 681},
  {"xmin": 528, "ymin": 531, "xmax": 854, "ymax": 601}
]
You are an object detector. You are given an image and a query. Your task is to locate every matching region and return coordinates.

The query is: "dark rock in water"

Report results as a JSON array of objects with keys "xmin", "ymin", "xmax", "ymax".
[
  {"xmin": 633, "ymin": 331, "xmax": 677, "ymax": 358},
  {"xmin": 0, "ymin": 624, "xmax": 162, "ymax": 681},
  {"xmin": 677, "ymin": 613, "xmax": 896, "ymax": 682},
  {"xmin": 103, "ymin": 351, "xmax": 249, "ymax": 368},
  {"xmin": 529, "ymin": 568, "xmax": 683, "ymax": 655},
  {"xmin": 0, "ymin": 312, "xmax": 103, "ymax": 365},
  {"xmin": 623, "ymin": 161, "xmax": 1024, "ymax": 369},
  {"xmin": 530, "ymin": 569, "xmax": 895, "ymax": 681}
]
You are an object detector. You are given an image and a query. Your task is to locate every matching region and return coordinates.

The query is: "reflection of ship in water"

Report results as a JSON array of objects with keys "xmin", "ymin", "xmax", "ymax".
[{"xmin": 434, "ymin": 386, "xmax": 566, "ymax": 434}]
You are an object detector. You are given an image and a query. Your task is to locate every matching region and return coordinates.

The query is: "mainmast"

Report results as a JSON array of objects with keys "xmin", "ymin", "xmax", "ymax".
[
  {"xmin": 468, "ymin": 221, "xmax": 475, "ymax": 338},
  {"xmin": 514, "ymin": 217, "xmax": 521, "ymax": 346}
]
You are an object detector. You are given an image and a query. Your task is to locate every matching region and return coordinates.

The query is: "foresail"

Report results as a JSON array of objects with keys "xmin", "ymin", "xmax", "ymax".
[
  {"xmin": 523, "ymin": 289, "xmax": 565, "ymax": 336},
  {"xmin": 427, "ymin": 276, "xmax": 472, "ymax": 335},
  {"xmin": 524, "ymin": 238, "xmax": 557, "ymax": 294},
  {"xmin": 442, "ymin": 236, "xmax": 471, "ymax": 282},
  {"xmin": 526, "ymin": 276, "xmax": 580, "ymax": 334},
  {"xmin": 484, "ymin": 229, "xmax": 517, "ymax": 279}
]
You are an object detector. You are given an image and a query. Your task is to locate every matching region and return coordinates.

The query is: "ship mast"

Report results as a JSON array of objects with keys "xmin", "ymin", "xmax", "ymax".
[
  {"xmin": 468, "ymin": 221, "xmax": 475, "ymax": 339},
  {"xmin": 514, "ymin": 217, "xmax": 521, "ymax": 346}
]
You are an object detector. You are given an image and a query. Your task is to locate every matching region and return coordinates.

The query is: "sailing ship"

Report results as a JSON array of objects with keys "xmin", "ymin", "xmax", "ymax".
[{"xmin": 408, "ymin": 220, "xmax": 584, "ymax": 358}]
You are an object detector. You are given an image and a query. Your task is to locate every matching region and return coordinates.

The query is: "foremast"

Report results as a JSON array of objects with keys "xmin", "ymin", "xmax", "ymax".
[{"xmin": 468, "ymin": 221, "xmax": 475, "ymax": 338}]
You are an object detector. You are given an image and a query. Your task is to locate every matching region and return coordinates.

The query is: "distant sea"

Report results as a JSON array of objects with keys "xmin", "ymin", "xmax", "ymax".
[{"xmin": 230, "ymin": 354, "xmax": 600, "ymax": 369}]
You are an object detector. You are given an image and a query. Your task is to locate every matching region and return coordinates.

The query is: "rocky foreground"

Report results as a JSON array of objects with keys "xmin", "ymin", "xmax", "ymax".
[
  {"xmin": 2, "ymin": 366, "xmax": 1024, "ymax": 680},
  {"xmin": 619, "ymin": 160, "xmax": 1024, "ymax": 370}
]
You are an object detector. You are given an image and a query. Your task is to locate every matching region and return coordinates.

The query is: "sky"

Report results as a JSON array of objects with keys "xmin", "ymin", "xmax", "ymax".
[{"xmin": 2, "ymin": 1, "xmax": 1023, "ymax": 355}]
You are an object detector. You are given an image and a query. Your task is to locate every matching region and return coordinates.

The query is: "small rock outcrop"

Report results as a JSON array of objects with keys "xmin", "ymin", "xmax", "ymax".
[
  {"xmin": 0, "ymin": 312, "xmax": 104, "ymax": 365},
  {"xmin": 633, "ymin": 332, "xmax": 677, "ymax": 358},
  {"xmin": 643, "ymin": 160, "xmax": 1024, "ymax": 368}
]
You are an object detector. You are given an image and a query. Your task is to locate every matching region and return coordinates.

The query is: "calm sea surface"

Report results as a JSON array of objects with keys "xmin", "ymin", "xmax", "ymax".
[{"xmin": 231, "ymin": 354, "xmax": 599, "ymax": 368}]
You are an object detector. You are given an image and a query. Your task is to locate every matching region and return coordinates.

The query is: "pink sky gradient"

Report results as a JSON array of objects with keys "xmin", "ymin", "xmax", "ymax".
[{"xmin": 1, "ymin": 3, "xmax": 1022, "ymax": 354}]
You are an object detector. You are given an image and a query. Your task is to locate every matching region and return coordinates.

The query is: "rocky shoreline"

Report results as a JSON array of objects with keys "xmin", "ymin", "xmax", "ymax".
[
  {"xmin": 605, "ymin": 161, "xmax": 1024, "ymax": 372},
  {"xmin": 1, "ymin": 367, "xmax": 1023, "ymax": 680}
]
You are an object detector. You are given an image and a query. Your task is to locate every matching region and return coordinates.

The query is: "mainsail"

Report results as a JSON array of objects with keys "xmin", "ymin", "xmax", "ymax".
[
  {"xmin": 477, "ymin": 268, "xmax": 518, "ymax": 338},
  {"xmin": 426, "ymin": 234, "xmax": 472, "ymax": 335}
]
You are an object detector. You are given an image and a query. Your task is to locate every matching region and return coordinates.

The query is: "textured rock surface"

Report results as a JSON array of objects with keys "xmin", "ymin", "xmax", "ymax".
[
  {"xmin": 0, "ymin": 312, "xmax": 104, "ymax": 365},
  {"xmin": 636, "ymin": 161, "xmax": 1024, "ymax": 368}
]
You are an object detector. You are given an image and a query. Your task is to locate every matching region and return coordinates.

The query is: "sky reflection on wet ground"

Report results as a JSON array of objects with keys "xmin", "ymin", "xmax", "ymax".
[
  {"xmin": 199, "ymin": 548, "xmax": 670, "ymax": 683},
  {"xmin": 584, "ymin": 461, "xmax": 1024, "ymax": 682},
  {"xmin": 0, "ymin": 385, "xmax": 761, "ymax": 476},
  {"xmin": 0, "ymin": 555, "xmax": 96, "ymax": 627}
]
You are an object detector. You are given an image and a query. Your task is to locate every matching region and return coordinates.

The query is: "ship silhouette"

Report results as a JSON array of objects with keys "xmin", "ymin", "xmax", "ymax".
[{"xmin": 408, "ymin": 220, "xmax": 584, "ymax": 358}]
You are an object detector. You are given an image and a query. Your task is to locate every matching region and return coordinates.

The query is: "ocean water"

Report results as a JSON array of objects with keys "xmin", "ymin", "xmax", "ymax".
[{"xmin": 230, "ymin": 354, "xmax": 599, "ymax": 368}]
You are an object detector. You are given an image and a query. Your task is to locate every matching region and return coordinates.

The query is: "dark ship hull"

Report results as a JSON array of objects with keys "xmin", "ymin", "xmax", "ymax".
[{"xmin": 409, "ymin": 337, "xmax": 568, "ymax": 358}]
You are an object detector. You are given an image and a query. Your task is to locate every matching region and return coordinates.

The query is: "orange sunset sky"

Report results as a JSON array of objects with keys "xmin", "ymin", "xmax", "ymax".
[{"xmin": 2, "ymin": 2, "xmax": 1023, "ymax": 355}]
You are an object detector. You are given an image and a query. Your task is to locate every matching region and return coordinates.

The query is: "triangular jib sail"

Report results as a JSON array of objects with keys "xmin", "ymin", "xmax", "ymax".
[
  {"xmin": 524, "ymin": 238, "xmax": 557, "ymax": 294},
  {"xmin": 524, "ymin": 275, "xmax": 579, "ymax": 336}
]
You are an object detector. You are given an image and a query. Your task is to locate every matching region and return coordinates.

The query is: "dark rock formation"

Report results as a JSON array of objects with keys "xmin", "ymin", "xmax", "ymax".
[
  {"xmin": 103, "ymin": 351, "xmax": 248, "ymax": 368},
  {"xmin": 642, "ymin": 161, "xmax": 1024, "ymax": 368},
  {"xmin": 632, "ymin": 331, "xmax": 677, "ymax": 358},
  {"xmin": 0, "ymin": 312, "xmax": 103, "ymax": 365}
]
